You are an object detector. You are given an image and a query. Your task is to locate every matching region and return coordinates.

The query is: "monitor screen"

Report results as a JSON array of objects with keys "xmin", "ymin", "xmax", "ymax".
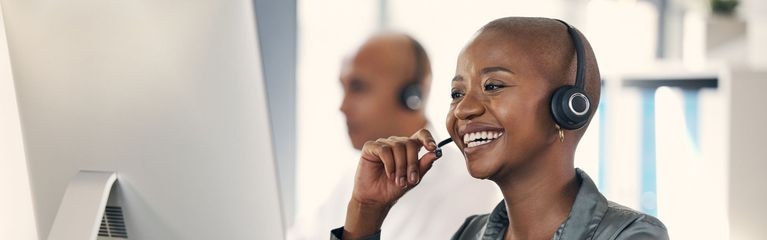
[{"xmin": 3, "ymin": 0, "xmax": 285, "ymax": 239}]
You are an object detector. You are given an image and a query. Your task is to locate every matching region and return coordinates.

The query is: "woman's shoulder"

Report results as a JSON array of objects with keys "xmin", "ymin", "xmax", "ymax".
[
  {"xmin": 595, "ymin": 201, "xmax": 669, "ymax": 240},
  {"xmin": 451, "ymin": 214, "xmax": 490, "ymax": 240},
  {"xmin": 451, "ymin": 200, "xmax": 508, "ymax": 240}
]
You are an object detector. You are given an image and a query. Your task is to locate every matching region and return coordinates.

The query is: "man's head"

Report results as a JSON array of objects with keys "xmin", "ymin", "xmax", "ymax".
[
  {"xmin": 340, "ymin": 32, "xmax": 432, "ymax": 149},
  {"xmin": 445, "ymin": 17, "xmax": 601, "ymax": 180}
]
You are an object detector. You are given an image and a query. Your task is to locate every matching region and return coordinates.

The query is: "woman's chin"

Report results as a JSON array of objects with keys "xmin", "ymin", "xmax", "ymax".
[{"xmin": 466, "ymin": 162, "xmax": 496, "ymax": 180}]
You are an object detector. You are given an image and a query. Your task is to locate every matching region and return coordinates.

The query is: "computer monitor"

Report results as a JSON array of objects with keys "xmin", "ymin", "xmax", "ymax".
[{"xmin": 3, "ymin": 0, "xmax": 285, "ymax": 239}]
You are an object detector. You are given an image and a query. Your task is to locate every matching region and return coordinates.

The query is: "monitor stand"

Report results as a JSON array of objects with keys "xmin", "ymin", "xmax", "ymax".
[{"xmin": 47, "ymin": 171, "xmax": 116, "ymax": 240}]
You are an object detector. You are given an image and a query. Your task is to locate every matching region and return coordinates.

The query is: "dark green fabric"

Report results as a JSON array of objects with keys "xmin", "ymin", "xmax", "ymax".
[
  {"xmin": 332, "ymin": 169, "xmax": 668, "ymax": 240},
  {"xmin": 451, "ymin": 169, "xmax": 668, "ymax": 240}
]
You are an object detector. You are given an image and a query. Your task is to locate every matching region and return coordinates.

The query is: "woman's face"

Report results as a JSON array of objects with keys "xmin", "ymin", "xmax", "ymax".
[{"xmin": 446, "ymin": 30, "xmax": 558, "ymax": 180}]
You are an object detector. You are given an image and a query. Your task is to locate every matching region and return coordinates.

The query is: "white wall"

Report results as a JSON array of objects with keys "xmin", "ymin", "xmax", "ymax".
[
  {"xmin": 0, "ymin": 3, "xmax": 38, "ymax": 240},
  {"xmin": 728, "ymin": 68, "xmax": 767, "ymax": 240},
  {"xmin": 294, "ymin": 0, "xmax": 378, "ymax": 225},
  {"xmin": 743, "ymin": 0, "xmax": 767, "ymax": 69}
]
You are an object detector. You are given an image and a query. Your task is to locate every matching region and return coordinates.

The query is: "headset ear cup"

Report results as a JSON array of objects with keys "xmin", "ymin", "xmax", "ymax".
[
  {"xmin": 550, "ymin": 19, "xmax": 592, "ymax": 130},
  {"xmin": 550, "ymin": 86, "xmax": 571, "ymax": 128},
  {"xmin": 550, "ymin": 86, "xmax": 590, "ymax": 130},
  {"xmin": 400, "ymin": 82, "xmax": 422, "ymax": 111}
]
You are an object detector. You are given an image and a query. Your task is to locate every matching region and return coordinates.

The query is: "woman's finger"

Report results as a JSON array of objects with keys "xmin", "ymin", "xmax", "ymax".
[
  {"xmin": 405, "ymin": 139, "xmax": 420, "ymax": 185},
  {"xmin": 361, "ymin": 139, "xmax": 395, "ymax": 179},
  {"xmin": 418, "ymin": 151, "xmax": 441, "ymax": 178},
  {"xmin": 385, "ymin": 138, "xmax": 408, "ymax": 188},
  {"xmin": 411, "ymin": 129, "xmax": 437, "ymax": 152}
]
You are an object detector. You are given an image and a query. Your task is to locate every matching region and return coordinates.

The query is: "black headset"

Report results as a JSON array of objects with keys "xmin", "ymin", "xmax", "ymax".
[
  {"xmin": 550, "ymin": 20, "xmax": 592, "ymax": 130},
  {"xmin": 399, "ymin": 37, "xmax": 427, "ymax": 111}
]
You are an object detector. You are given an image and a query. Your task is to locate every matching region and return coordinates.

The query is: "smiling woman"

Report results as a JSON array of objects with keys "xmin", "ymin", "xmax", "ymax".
[{"xmin": 331, "ymin": 17, "xmax": 669, "ymax": 240}]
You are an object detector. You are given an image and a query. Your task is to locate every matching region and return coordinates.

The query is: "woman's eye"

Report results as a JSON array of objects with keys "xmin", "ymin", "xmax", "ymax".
[
  {"xmin": 450, "ymin": 90, "xmax": 464, "ymax": 100},
  {"xmin": 484, "ymin": 83, "xmax": 504, "ymax": 91}
]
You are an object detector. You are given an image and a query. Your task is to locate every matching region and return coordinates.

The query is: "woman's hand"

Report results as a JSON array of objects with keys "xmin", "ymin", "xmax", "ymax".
[{"xmin": 343, "ymin": 129, "xmax": 442, "ymax": 239}]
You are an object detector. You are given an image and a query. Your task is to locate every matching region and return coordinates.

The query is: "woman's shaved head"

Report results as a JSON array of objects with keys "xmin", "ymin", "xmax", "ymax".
[{"xmin": 477, "ymin": 17, "xmax": 601, "ymax": 133}]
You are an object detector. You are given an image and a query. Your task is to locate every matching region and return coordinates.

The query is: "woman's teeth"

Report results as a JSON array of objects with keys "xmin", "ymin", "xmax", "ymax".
[{"xmin": 463, "ymin": 131, "xmax": 504, "ymax": 148}]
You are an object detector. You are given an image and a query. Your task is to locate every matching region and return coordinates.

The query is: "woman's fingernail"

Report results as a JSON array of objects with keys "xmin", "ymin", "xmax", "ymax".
[
  {"xmin": 409, "ymin": 172, "xmax": 418, "ymax": 184},
  {"xmin": 435, "ymin": 148, "xmax": 442, "ymax": 158},
  {"xmin": 399, "ymin": 177, "xmax": 406, "ymax": 187}
]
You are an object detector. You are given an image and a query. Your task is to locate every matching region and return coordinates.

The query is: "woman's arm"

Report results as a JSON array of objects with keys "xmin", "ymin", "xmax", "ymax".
[{"xmin": 339, "ymin": 129, "xmax": 442, "ymax": 239}]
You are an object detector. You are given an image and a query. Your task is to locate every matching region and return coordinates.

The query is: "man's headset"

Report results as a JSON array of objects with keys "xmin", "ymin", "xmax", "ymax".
[
  {"xmin": 436, "ymin": 19, "xmax": 592, "ymax": 153},
  {"xmin": 399, "ymin": 37, "xmax": 428, "ymax": 111}
]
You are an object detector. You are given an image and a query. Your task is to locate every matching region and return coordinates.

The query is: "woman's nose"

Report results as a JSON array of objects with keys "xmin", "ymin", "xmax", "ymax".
[{"xmin": 453, "ymin": 92, "xmax": 484, "ymax": 120}]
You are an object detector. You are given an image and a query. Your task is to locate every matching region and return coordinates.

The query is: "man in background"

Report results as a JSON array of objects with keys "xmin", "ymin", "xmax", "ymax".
[{"xmin": 291, "ymin": 32, "xmax": 499, "ymax": 239}]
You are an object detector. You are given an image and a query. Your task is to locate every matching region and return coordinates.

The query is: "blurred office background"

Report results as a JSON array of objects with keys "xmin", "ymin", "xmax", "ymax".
[
  {"xmin": 1, "ymin": 0, "xmax": 765, "ymax": 239},
  {"xmin": 293, "ymin": 0, "xmax": 766, "ymax": 239}
]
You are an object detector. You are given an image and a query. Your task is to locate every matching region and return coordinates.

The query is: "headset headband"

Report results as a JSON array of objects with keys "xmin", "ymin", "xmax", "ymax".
[{"xmin": 555, "ymin": 19, "xmax": 586, "ymax": 90}]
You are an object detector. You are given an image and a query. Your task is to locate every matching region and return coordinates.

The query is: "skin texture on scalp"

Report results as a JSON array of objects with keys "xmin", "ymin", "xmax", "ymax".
[{"xmin": 480, "ymin": 17, "xmax": 602, "ymax": 140}]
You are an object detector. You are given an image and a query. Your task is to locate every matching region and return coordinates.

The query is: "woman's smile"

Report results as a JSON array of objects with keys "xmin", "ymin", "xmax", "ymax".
[
  {"xmin": 463, "ymin": 130, "xmax": 504, "ymax": 148},
  {"xmin": 458, "ymin": 123, "xmax": 505, "ymax": 156}
]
